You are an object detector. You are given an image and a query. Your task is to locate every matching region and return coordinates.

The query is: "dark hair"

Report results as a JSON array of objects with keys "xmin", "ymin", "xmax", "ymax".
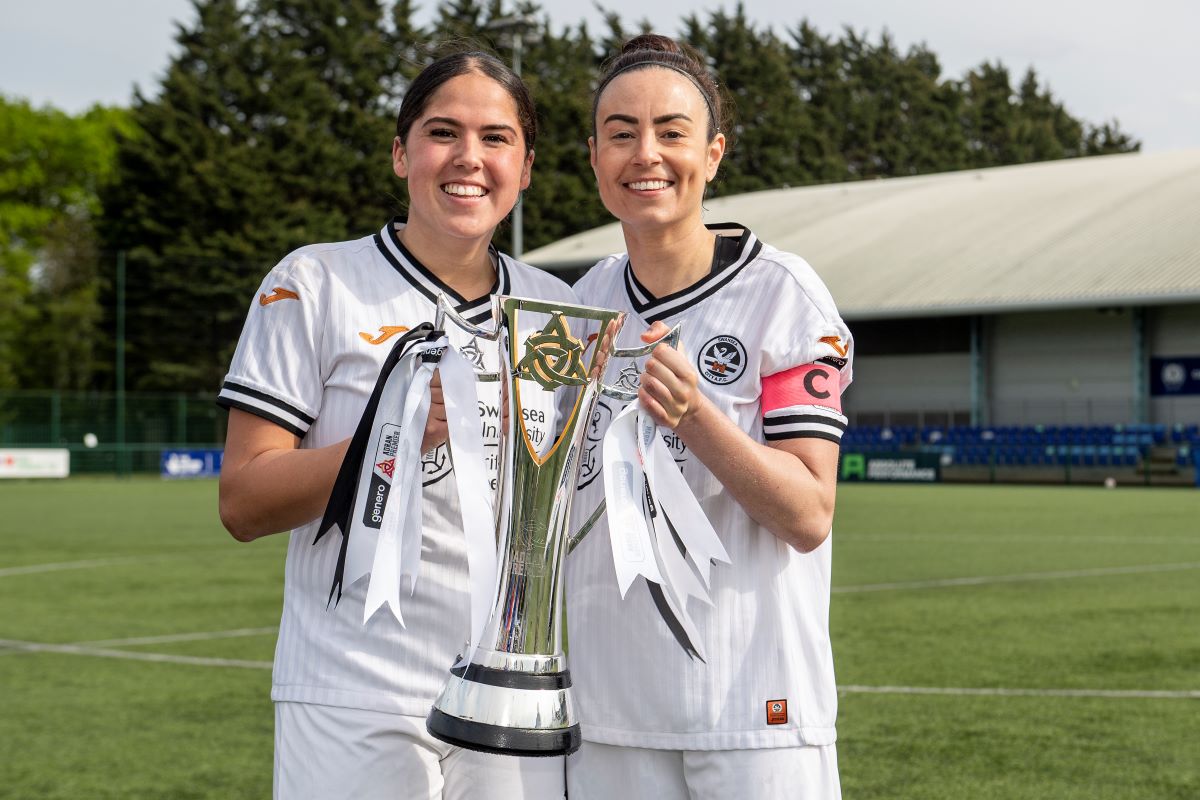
[
  {"xmin": 592, "ymin": 34, "xmax": 728, "ymax": 141},
  {"xmin": 396, "ymin": 50, "xmax": 537, "ymax": 153}
]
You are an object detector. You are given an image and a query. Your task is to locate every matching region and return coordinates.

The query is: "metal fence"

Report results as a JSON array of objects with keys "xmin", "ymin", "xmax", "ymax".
[{"xmin": 0, "ymin": 391, "xmax": 225, "ymax": 475}]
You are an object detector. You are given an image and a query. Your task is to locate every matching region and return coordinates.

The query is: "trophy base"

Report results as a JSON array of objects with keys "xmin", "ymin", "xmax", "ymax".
[
  {"xmin": 426, "ymin": 651, "xmax": 581, "ymax": 757},
  {"xmin": 427, "ymin": 707, "xmax": 580, "ymax": 757}
]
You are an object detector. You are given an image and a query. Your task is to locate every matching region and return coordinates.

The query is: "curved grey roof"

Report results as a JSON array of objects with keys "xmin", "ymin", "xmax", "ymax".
[{"xmin": 523, "ymin": 150, "xmax": 1200, "ymax": 319}]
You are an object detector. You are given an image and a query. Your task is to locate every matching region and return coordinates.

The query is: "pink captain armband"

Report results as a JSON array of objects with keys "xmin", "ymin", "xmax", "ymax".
[{"xmin": 762, "ymin": 363, "xmax": 842, "ymax": 414}]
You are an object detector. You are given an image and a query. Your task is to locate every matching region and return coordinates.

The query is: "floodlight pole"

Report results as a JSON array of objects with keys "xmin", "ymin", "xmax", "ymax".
[
  {"xmin": 486, "ymin": 12, "xmax": 539, "ymax": 259},
  {"xmin": 116, "ymin": 250, "xmax": 127, "ymax": 478}
]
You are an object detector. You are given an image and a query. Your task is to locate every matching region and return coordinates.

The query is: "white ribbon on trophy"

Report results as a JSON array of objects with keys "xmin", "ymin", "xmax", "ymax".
[
  {"xmin": 437, "ymin": 344, "xmax": 499, "ymax": 660},
  {"xmin": 316, "ymin": 325, "xmax": 498, "ymax": 648},
  {"xmin": 601, "ymin": 398, "xmax": 731, "ymax": 660},
  {"xmin": 601, "ymin": 402, "xmax": 663, "ymax": 596},
  {"xmin": 354, "ymin": 347, "xmax": 436, "ymax": 624}
]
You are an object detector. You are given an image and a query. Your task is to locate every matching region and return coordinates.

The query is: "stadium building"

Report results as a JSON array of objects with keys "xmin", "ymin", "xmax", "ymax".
[{"xmin": 524, "ymin": 150, "xmax": 1200, "ymax": 485}]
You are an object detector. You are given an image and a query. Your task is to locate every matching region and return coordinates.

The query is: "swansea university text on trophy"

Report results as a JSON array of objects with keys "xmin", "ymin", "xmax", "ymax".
[{"xmin": 426, "ymin": 294, "xmax": 660, "ymax": 757}]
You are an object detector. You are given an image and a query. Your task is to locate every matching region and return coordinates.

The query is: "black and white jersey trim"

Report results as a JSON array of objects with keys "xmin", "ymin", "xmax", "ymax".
[
  {"xmin": 624, "ymin": 223, "xmax": 763, "ymax": 323},
  {"xmin": 374, "ymin": 217, "xmax": 508, "ymax": 325},
  {"xmin": 217, "ymin": 381, "xmax": 314, "ymax": 437},
  {"xmin": 763, "ymin": 408, "xmax": 848, "ymax": 444}
]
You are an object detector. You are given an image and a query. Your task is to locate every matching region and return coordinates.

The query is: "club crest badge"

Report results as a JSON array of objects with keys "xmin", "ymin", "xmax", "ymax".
[{"xmin": 697, "ymin": 335, "xmax": 746, "ymax": 385}]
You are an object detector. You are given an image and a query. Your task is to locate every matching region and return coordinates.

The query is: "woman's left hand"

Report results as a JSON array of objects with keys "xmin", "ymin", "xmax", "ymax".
[{"xmin": 638, "ymin": 321, "xmax": 704, "ymax": 429}]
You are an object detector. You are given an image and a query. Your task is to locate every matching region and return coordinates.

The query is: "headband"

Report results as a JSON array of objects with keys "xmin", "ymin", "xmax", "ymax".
[{"xmin": 593, "ymin": 61, "xmax": 719, "ymax": 134}]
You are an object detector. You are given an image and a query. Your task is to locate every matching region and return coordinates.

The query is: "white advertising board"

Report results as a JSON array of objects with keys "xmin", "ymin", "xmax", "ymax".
[{"xmin": 0, "ymin": 449, "xmax": 70, "ymax": 479}]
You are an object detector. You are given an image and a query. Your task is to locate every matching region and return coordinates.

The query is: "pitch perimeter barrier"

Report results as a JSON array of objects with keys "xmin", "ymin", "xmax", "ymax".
[
  {"xmin": 841, "ymin": 423, "xmax": 1198, "ymax": 487},
  {"xmin": 0, "ymin": 391, "xmax": 224, "ymax": 475}
]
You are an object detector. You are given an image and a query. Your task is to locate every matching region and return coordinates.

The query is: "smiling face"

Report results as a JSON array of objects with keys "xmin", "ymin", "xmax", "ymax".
[
  {"xmin": 590, "ymin": 67, "xmax": 725, "ymax": 238},
  {"xmin": 393, "ymin": 70, "xmax": 533, "ymax": 248}
]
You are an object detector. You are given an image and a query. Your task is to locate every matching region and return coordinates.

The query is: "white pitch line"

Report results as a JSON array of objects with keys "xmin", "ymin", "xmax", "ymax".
[
  {"xmin": 0, "ymin": 639, "xmax": 271, "ymax": 669},
  {"xmin": 2, "ymin": 638, "xmax": 1194, "ymax": 699},
  {"xmin": 0, "ymin": 556, "xmax": 170, "ymax": 577},
  {"xmin": 834, "ymin": 562, "xmax": 1200, "ymax": 594},
  {"xmin": 77, "ymin": 627, "xmax": 278, "ymax": 647},
  {"xmin": 840, "ymin": 533, "xmax": 1199, "ymax": 546},
  {"xmin": 0, "ymin": 547, "xmax": 278, "ymax": 578},
  {"xmin": 839, "ymin": 684, "xmax": 1200, "ymax": 700}
]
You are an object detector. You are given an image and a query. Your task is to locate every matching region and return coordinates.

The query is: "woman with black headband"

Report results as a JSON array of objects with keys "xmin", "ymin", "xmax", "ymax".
[{"xmin": 565, "ymin": 34, "xmax": 853, "ymax": 799}]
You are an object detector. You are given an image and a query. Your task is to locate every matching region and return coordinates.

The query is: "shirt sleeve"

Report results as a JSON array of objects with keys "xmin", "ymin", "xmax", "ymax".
[
  {"xmin": 759, "ymin": 259, "xmax": 853, "ymax": 446},
  {"xmin": 216, "ymin": 255, "xmax": 325, "ymax": 437}
]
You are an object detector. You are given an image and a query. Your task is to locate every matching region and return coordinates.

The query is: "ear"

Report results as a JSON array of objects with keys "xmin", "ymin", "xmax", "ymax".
[
  {"xmin": 520, "ymin": 149, "xmax": 534, "ymax": 191},
  {"xmin": 392, "ymin": 136, "xmax": 408, "ymax": 179},
  {"xmin": 706, "ymin": 132, "xmax": 726, "ymax": 181},
  {"xmin": 588, "ymin": 136, "xmax": 597, "ymax": 174}
]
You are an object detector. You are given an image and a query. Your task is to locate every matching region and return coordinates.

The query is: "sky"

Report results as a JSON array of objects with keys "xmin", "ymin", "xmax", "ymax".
[{"xmin": 2, "ymin": 0, "xmax": 1198, "ymax": 152}]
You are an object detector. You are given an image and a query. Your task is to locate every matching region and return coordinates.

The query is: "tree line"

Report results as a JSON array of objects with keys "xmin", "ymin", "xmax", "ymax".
[{"xmin": 0, "ymin": 0, "xmax": 1137, "ymax": 393}]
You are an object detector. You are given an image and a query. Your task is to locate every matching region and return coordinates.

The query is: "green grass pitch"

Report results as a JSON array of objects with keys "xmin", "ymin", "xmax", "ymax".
[{"xmin": 0, "ymin": 478, "xmax": 1196, "ymax": 798}]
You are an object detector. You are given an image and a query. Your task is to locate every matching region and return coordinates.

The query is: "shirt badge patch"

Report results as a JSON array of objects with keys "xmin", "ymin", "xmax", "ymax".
[
  {"xmin": 766, "ymin": 699, "xmax": 788, "ymax": 725},
  {"xmin": 697, "ymin": 335, "xmax": 747, "ymax": 385}
]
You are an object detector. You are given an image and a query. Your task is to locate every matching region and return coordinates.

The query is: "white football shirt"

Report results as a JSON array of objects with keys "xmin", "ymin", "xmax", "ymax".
[
  {"xmin": 566, "ymin": 224, "xmax": 853, "ymax": 750},
  {"xmin": 218, "ymin": 218, "xmax": 576, "ymax": 716}
]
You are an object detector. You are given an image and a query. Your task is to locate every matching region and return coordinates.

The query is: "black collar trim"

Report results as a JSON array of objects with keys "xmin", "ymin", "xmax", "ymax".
[
  {"xmin": 374, "ymin": 217, "xmax": 506, "ymax": 324},
  {"xmin": 624, "ymin": 223, "xmax": 761, "ymax": 324}
]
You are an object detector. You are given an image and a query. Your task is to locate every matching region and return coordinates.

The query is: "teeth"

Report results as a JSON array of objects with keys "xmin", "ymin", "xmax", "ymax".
[
  {"xmin": 442, "ymin": 184, "xmax": 486, "ymax": 197},
  {"xmin": 628, "ymin": 180, "xmax": 671, "ymax": 191}
]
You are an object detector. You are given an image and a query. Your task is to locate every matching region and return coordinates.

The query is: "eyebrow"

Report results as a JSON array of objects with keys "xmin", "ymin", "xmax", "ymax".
[
  {"xmin": 422, "ymin": 116, "xmax": 518, "ymax": 135},
  {"xmin": 602, "ymin": 113, "xmax": 694, "ymax": 126}
]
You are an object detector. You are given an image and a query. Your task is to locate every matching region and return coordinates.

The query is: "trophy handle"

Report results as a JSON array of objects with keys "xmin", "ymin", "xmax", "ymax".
[
  {"xmin": 567, "ymin": 500, "xmax": 605, "ymax": 554},
  {"xmin": 599, "ymin": 323, "xmax": 682, "ymax": 401},
  {"xmin": 568, "ymin": 323, "xmax": 683, "ymax": 549},
  {"xmin": 434, "ymin": 294, "xmax": 503, "ymax": 382}
]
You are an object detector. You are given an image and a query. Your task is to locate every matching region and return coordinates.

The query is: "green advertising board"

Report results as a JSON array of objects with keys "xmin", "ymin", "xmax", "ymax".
[{"xmin": 840, "ymin": 452, "xmax": 941, "ymax": 483}]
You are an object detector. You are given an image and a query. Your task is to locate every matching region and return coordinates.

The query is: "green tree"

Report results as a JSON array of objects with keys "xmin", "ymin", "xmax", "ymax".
[
  {"xmin": 0, "ymin": 99, "xmax": 129, "ymax": 389},
  {"xmin": 512, "ymin": 17, "xmax": 609, "ymax": 251},
  {"xmin": 102, "ymin": 0, "xmax": 404, "ymax": 391},
  {"xmin": 685, "ymin": 6, "xmax": 826, "ymax": 194}
]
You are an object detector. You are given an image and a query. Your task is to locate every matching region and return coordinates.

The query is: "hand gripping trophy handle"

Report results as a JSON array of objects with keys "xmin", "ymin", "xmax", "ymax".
[
  {"xmin": 564, "ymin": 323, "xmax": 681, "ymax": 552},
  {"xmin": 426, "ymin": 294, "xmax": 680, "ymax": 757}
]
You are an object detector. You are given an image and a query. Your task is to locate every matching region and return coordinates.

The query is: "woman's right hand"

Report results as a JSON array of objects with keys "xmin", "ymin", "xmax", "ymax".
[{"xmin": 638, "ymin": 321, "xmax": 704, "ymax": 430}]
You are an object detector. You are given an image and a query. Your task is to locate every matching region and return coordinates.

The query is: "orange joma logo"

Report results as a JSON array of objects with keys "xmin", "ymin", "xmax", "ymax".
[
  {"xmin": 818, "ymin": 336, "xmax": 849, "ymax": 357},
  {"xmin": 259, "ymin": 287, "xmax": 300, "ymax": 306},
  {"xmin": 359, "ymin": 326, "xmax": 410, "ymax": 345},
  {"xmin": 765, "ymin": 699, "xmax": 788, "ymax": 725}
]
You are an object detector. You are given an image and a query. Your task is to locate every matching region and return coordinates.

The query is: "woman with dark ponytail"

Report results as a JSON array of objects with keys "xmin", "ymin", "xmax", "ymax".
[
  {"xmin": 218, "ymin": 50, "xmax": 572, "ymax": 799},
  {"xmin": 566, "ymin": 34, "xmax": 852, "ymax": 799}
]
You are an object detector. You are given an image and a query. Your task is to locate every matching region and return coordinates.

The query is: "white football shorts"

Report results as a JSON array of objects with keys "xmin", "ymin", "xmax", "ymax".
[
  {"xmin": 565, "ymin": 740, "xmax": 840, "ymax": 800},
  {"xmin": 275, "ymin": 701, "xmax": 565, "ymax": 800}
]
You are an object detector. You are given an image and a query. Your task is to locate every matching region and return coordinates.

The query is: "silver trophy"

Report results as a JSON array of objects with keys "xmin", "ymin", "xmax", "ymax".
[{"xmin": 426, "ymin": 295, "xmax": 675, "ymax": 757}]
